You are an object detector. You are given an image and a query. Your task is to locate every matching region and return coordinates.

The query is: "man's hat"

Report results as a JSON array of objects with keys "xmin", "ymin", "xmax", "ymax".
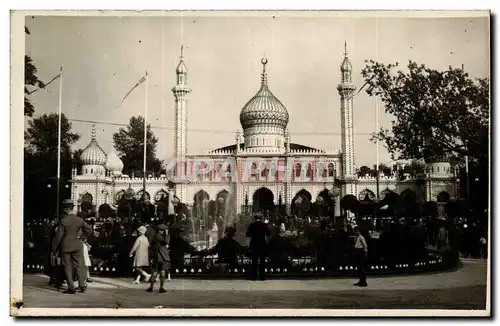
[
  {"xmin": 157, "ymin": 224, "xmax": 168, "ymax": 230},
  {"xmin": 62, "ymin": 199, "xmax": 74, "ymax": 207}
]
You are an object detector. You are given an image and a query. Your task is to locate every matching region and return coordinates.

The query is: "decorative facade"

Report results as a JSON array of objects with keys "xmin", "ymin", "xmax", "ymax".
[{"xmin": 71, "ymin": 44, "xmax": 457, "ymax": 218}]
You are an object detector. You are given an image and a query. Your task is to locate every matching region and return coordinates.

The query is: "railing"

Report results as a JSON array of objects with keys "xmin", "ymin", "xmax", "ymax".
[{"xmin": 24, "ymin": 250, "xmax": 453, "ymax": 278}]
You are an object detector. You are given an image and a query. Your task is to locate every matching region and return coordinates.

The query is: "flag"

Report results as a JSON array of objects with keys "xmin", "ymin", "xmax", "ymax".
[
  {"xmin": 120, "ymin": 72, "xmax": 148, "ymax": 104},
  {"xmin": 26, "ymin": 71, "xmax": 62, "ymax": 95}
]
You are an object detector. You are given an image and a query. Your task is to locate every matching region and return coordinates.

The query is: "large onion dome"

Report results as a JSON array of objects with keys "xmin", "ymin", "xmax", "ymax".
[
  {"xmin": 105, "ymin": 148, "xmax": 124, "ymax": 176},
  {"xmin": 239, "ymin": 58, "xmax": 289, "ymax": 131},
  {"xmin": 80, "ymin": 124, "xmax": 107, "ymax": 166}
]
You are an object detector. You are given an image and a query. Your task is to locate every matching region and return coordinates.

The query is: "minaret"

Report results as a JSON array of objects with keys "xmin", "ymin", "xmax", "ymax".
[
  {"xmin": 172, "ymin": 45, "xmax": 191, "ymax": 203},
  {"xmin": 285, "ymin": 130, "xmax": 291, "ymax": 153},
  {"xmin": 337, "ymin": 42, "xmax": 357, "ymax": 195},
  {"xmin": 235, "ymin": 130, "xmax": 242, "ymax": 154}
]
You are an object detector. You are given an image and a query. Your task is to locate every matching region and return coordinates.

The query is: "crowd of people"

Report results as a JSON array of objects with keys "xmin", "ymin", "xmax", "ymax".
[{"xmin": 24, "ymin": 200, "xmax": 487, "ymax": 293}]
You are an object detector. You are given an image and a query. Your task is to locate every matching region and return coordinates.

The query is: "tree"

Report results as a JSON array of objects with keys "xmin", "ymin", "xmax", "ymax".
[
  {"xmin": 361, "ymin": 60, "xmax": 489, "ymax": 166},
  {"xmin": 377, "ymin": 164, "xmax": 392, "ymax": 177},
  {"xmin": 357, "ymin": 165, "xmax": 372, "ymax": 177},
  {"xmin": 24, "ymin": 27, "xmax": 46, "ymax": 117},
  {"xmin": 112, "ymin": 116, "xmax": 163, "ymax": 177},
  {"xmin": 24, "ymin": 113, "xmax": 80, "ymax": 220}
]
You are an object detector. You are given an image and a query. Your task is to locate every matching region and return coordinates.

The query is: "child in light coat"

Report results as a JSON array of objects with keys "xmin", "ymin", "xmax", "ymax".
[
  {"xmin": 82, "ymin": 237, "xmax": 92, "ymax": 282},
  {"xmin": 130, "ymin": 226, "xmax": 151, "ymax": 284}
]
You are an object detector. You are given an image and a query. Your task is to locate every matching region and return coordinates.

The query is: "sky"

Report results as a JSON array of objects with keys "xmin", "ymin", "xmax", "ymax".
[{"xmin": 24, "ymin": 12, "xmax": 489, "ymax": 168}]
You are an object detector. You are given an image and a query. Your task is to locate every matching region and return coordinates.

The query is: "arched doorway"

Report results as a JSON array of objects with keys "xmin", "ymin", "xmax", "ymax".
[
  {"xmin": 252, "ymin": 187, "xmax": 274, "ymax": 215},
  {"xmin": 291, "ymin": 189, "xmax": 312, "ymax": 216},
  {"xmin": 135, "ymin": 190, "xmax": 151, "ymax": 201},
  {"xmin": 80, "ymin": 193, "xmax": 94, "ymax": 214},
  {"xmin": 437, "ymin": 191, "xmax": 451, "ymax": 203},
  {"xmin": 315, "ymin": 189, "xmax": 331, "ymax": 217},
  {"xmin": 358, "ymin": 189, "xmax": 376, "ymax": 201},
  {"xmin": 436, "ymin": 191, "xmax": 451, "ymax": 216},
  {"xmin": 155, "ymin": 189, "xmax": 170, "ymax": 219},
  {"xmin": 400, "ymin": 189, "xmax": 418, "ymax": 217},
  {"xmin": 358, "ymin": 189, "xmax": 376, "ymax": 217},
  {"xmin": 193, "ymin": 190, "xmax": 210, "ymax": 218},
  {"xmin": 379, "ymin": 189, "xmax": 402, "ymax": 216}
]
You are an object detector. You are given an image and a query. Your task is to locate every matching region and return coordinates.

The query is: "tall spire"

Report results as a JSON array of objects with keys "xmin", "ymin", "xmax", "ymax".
[
  {"xmin": 176, "ymin": 45, "xmax": 188, "ymax": 84},
  {"xmin": 261, "ymin": 57, "xmax": 268, "ymax": 87},
  {"xmin": 340, "ymin": 42, "xmax": 352, "ymax": 82},
  {"xmin": 91, "ymin": 124, "xmax": 96, "ymax": 141}
]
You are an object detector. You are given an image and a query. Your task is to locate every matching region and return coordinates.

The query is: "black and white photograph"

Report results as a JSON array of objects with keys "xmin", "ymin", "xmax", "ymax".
[{"xmin": 11, "ymin": 10, "xmax": 490, "ymax": 317}]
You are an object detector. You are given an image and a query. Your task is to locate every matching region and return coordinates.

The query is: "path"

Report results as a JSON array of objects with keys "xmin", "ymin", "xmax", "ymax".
[{"xmin": 19, "ymin": 260, "xmax": 488, "ymax": 310}]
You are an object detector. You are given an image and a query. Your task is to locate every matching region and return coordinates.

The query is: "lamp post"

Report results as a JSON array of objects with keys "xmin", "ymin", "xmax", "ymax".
[{"xmin": 47, "ymin": 178, "xmax": 71, "ymax": 219}]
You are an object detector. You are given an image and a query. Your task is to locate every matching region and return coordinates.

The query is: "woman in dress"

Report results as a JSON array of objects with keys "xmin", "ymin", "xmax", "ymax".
[
  {"xmin": 147, "ymin": 224, "xmax": 171, "ymax": 293},
  {"xmin": 129, "ymin": 226, "xmax": 151, "ymax": 284}
]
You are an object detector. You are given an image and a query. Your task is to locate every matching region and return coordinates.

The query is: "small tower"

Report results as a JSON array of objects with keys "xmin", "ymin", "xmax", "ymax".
[
  {"xmin": 235, "ymin": 130, "xmax": 242, "ymax": 153},
  {"xmin": 337, "ymin": 42, "xmax": 357, "ymax": 195},
  {"xmin": 172, "ymin": 45, "xmax": 191, "ymax": 203},
  {"xmin": 285, "ymin": 130, "xmax": 291, "ymax": 153}
]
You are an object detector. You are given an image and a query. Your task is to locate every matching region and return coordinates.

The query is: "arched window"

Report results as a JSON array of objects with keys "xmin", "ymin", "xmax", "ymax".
[
  {"xmin": 270, "ymin": 163, "xmax": 278, "ymax": 180},
  {"xmin": 295, "ymin": 163, "xmax": 302, "ymax": 178},
  {"xmin": 250, "ymin": 162, "xmax": 258, "ymax": 178},
  {"xmin": 306, "ymin": 164, "xmax": 313, "ymax": 178},
  {"xmin": 328, "ymin": 163, "xmax": 334, "ymax": 177},
  {"xmin": 261, "ymin": 166, "xmax": 268, "ymax": 178}
]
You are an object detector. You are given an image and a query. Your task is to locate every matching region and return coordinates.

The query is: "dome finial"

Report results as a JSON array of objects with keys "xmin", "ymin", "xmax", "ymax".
[
  {"xmin": 91, "ymin": 124, "xmax": 96, "ymax": 141},
  {"xmin": 344, "ymin": 41, "xmax": 348, "ymax": 57},
  {"xmin": 261, "ymin": 56, "xmax": 268, "ymax": 86},
  {"xmin": 180, "ymin": 44, "xmax": 184, "ymax": 59}
]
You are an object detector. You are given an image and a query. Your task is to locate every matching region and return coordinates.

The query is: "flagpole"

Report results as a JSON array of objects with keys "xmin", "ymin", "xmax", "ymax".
[
  {"xmin": 56, "ymin": 66, "xmax": 63, "ymax": 220},
  {"xmin": 143, "ymin": 71, "xmax": 148, "ymax": 197},
  {"xmin": 375, "ymin": 18, "xmax": 380, "ymax": 200}
]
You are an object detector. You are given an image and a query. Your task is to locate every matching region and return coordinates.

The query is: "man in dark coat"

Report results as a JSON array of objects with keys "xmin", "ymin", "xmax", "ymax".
[
  {"xmin": 246, "ymin": 213, "xmax": 271, "ymax": 281},
  {"xmin": 147, "ymin": 224, "xmax": 171, "ymax": 293},
  {"xmin": 51, "ymin": 199, "xmax": 93, "ymax": 294}
]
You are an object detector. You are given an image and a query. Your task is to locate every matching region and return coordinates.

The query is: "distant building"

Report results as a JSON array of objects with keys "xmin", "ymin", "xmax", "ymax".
[{"xmin": 71, "ymin": 44, "xmax": 457, "ymax": 218}]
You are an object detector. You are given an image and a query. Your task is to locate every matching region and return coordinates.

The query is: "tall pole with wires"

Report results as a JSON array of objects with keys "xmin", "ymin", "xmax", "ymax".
[
  {"xmin": 56, "ymin": 66, "xmax": 63, "ymax": 220},
  {"xmin": 120, "ymin": 71, "xmax": 149, "ymax": 201},
  {"xmin": 143, "ymin": 71, "xmax": 149, "ymax": 197},
  {"xmin": 375, "ymin": 18, "xmax": 380, "ymax": 201}
]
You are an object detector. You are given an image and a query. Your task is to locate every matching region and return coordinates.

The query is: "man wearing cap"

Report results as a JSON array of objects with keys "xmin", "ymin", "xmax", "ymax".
[
  {"xmin": 147, "ymin": 223, "xmax": 171, "ymax": 293},
  {"xmin": 51, "ymin": 199, "xmax": 93, "ymax": 294},
  {"xmin": 246, "ymin": 213, "xmax": 271, "ymax": 281}
]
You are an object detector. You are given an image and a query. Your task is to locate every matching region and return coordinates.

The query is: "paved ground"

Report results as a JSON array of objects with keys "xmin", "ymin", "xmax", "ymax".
[{"xmin": 20, "ymin": 259, "xmax": 488, "ymax": 310}]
